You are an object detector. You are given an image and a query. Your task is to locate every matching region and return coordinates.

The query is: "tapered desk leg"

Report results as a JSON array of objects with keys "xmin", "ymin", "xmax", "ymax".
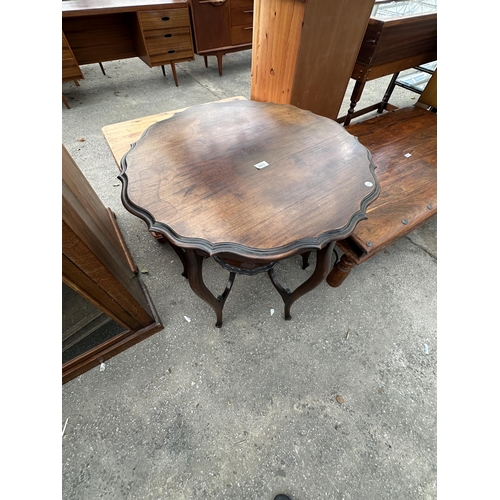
[
  {"xmin": 170, "ymin": 61, "xmax": 179, "ymax": 87},
  {"xmin": 269, "ymin": 242, "xmax": 335, "ymax": 320},
  {"xmin": 185, "ymin": 249, "xmax": 235, "ymax": 328}
]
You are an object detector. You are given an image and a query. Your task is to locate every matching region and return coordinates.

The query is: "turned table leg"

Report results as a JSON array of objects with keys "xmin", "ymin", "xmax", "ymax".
[
  {"xmin": 326, "ymin": 253, "xmax": 357, "ymax": 287},
  {"xmin": 378, "ymin": 72, "xmax": 399, "ymax": 113},
  {"xmin": 269, "ymin": 242, "xmax": 335, "ymax": 320},
  {"xmin": 344, "ymin": 81, "xmax": 366, "ymax": 127}
]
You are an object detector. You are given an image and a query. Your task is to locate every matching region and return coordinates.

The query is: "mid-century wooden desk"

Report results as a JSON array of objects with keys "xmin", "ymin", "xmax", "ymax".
[
  {"xmin": 62, "ymin": 0, "xmax": 194, "ymax": 88},
  {"xmin": 103, "ymin": 99, "xmax": 380, "ymax": 327}
]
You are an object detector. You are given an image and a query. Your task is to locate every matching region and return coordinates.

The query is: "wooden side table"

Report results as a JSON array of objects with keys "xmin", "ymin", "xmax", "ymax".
[{"xmin": 103, "ymin": 99, "xmax": 380, "ymax": 326}]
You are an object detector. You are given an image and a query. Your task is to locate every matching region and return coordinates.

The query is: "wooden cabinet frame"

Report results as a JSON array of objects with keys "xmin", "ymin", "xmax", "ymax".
[{"xmin": 62, "ymin": 145, "xmax": 163, "ymax": 384}]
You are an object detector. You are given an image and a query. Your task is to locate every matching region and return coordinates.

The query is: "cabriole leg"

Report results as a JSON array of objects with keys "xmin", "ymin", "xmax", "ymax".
[
  {"xmin": 269, "ymin": 242, "xmax": 335, "ymax": 320},
  {"xmin": 185, "ymin": 249, "xmax": 235, "ymax": 328}
]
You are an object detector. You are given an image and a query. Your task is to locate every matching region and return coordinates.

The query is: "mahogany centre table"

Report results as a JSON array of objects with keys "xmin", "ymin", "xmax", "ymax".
[{"xmin": 103, "ymin": 99, "xmax": 379, "ymax": 327}]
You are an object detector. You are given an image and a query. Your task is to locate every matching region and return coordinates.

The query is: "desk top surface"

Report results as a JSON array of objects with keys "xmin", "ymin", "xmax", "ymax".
[
  {"xmin": 106, "ymin": 100, "xmax": 379, "ymax": 260},
  {"xmin": 62, "ymin": 0, "xmax": 186, "ymax": 16}
]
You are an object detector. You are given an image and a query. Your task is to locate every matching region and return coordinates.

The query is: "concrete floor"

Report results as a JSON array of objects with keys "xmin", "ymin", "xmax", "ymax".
[{"xmin": 62, "ymin": 50, "xmax": 437, "ymax": 500}]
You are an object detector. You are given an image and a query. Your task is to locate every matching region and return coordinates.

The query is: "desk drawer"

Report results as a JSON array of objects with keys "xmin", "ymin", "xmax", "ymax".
[
  {"xmin": 137, "ymin": 8, "xmax": 190, "ymax": 30},
  {"xmin": 230, "ymin": 24, "xmax": 252, "ymax": 45},
  {"xmin": 231, "ymin": 6, "xmax": 253, "ymax": 27},
  {"xmin": 143, "ymin": 27, "xmax": 194, "ymax": 63}
]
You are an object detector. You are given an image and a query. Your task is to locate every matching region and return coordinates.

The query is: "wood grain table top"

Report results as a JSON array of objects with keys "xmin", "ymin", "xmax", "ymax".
[{"xmin": 107, "ymin": 100, "xmax": 379, "ymax": 261}]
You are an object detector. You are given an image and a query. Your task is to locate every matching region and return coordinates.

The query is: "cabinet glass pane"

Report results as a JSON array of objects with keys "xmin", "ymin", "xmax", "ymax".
[
  {"xmin": 62, "ymin": 283, "xmax": 125, "ymax": 365},
  {"xmin": 372, "ymin": 0, "xmax": 437, "ymax": 19}
]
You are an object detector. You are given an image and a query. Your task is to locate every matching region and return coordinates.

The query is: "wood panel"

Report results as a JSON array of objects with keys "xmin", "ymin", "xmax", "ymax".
[
  {"xmin": 62, "ymin": 145, "xmax": 153, "ymax": 321},
  {"xmin": 62, "ymin": 31, "xmax": 84, "ymax": 82},
  {"xmin": 250, "ymin": 0, "xmax": 306, "ymax": 105},
  {"xmin": 187, "ymin": 0, "xmax": 231, "ymax": 51},
  {"xmin": 251, "ymin": 0, "xmax": 375, "ymax": 120},
  {"xmin": 63, "ymin": 13, "xmax": 138, "ymax": 64},
  {"xmin": 370, "ymin": 13, "xmax": 436, "ymax": 66}
]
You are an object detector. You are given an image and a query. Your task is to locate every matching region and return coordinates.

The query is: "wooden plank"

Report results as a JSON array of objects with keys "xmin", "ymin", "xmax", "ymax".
[
  {"xmin": 289, "ymin": 0, "xmax": 375, "ymax": 119},
  {"xmin": 251, "ymin": 0, "xmax": 375, "ymax": 120},
  {"xmin": 250, "ymin": 0, "xmax": 306, "ymax": 105}
]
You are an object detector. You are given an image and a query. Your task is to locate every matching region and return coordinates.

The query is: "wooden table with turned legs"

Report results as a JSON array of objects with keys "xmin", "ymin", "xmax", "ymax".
[{"xmin": 103, "ymin": 99, "xmax": 379, "ymax": 327}]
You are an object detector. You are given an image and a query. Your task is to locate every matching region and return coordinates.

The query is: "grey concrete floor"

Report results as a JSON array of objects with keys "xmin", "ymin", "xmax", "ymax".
[{"xmin": 62, "ymin": 51, "xmax": 437, "ymax": 500}]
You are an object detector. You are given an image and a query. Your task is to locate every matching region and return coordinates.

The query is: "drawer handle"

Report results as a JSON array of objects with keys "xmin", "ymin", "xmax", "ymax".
[
  {"xmin": 161, "ymin": 16, "xmax": 170, "ymax": 21},
  {"xmin": 168, "ymin": 50, "xmax": 176, "ymax": 54},
  {"xmin": 199, "ymin": 0, "xmax": 227, "ymax": 5},
  {"xmin": 243, "ymin": 10, "xmax": 253, "ymax": 13},
  {"xmin": 164, "ymin": 33, "xmax": 173, "ymax": 38},
  {"xmin": 243, "ymin": 27, "xmax": 253, "ymax": 30}
]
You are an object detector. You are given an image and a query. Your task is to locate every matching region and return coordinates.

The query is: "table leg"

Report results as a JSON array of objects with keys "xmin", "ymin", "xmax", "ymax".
[
  {"xmin": 344, "ymin": 81, "xmax": 366, "ymax": 126},
  {"xmin": 268, "ymin": 242, "xmax": 335, "ymax": 320},
  {"xmin": 151, "ymin": 232, "xmax": 188, "ymax": 278},
  {"xmin": 170, "ymin": 61, "xmax": 179, "ymax": 87},
  {"xmin": 300, "ymin": 251, "xmax": 312, "ymax": 270},
  {"xmin": 326, "ymin": 253, "xmax": 357, "ymax": 287},
  {"xmin": 377, "ymin": 72, "xmax": 399, "ymax": 113},
  {"xmin": 216, "ymin": 52, "xmax": 224, "ymax": 76},
  {"xmin": 185, "ymin": 249, "xmax": 235, "ymax": 328}
]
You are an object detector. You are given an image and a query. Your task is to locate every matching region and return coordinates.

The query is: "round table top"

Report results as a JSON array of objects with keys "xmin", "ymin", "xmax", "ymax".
[{"xmin": 119, "ymin": 100, "xmax": 379, "ymax": 261}]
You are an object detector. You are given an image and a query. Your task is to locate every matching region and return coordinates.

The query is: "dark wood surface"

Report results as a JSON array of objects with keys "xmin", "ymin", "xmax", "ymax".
[
  {"xmin": 354, "ymin": 13, "xmax": 437, "ymax": 77},
  {"xmin": 118, "ymin": 100, "xmax": 380, "ymax": 261},
  {"xmin": 327, "ymin": 106, "xmax": 437, "ymax": 286}
]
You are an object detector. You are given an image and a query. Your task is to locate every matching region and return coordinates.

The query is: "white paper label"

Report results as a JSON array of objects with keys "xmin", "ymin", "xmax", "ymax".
[{"xmin": 254, "ymin": 161, "xmax": 269, "ymax": 169}]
